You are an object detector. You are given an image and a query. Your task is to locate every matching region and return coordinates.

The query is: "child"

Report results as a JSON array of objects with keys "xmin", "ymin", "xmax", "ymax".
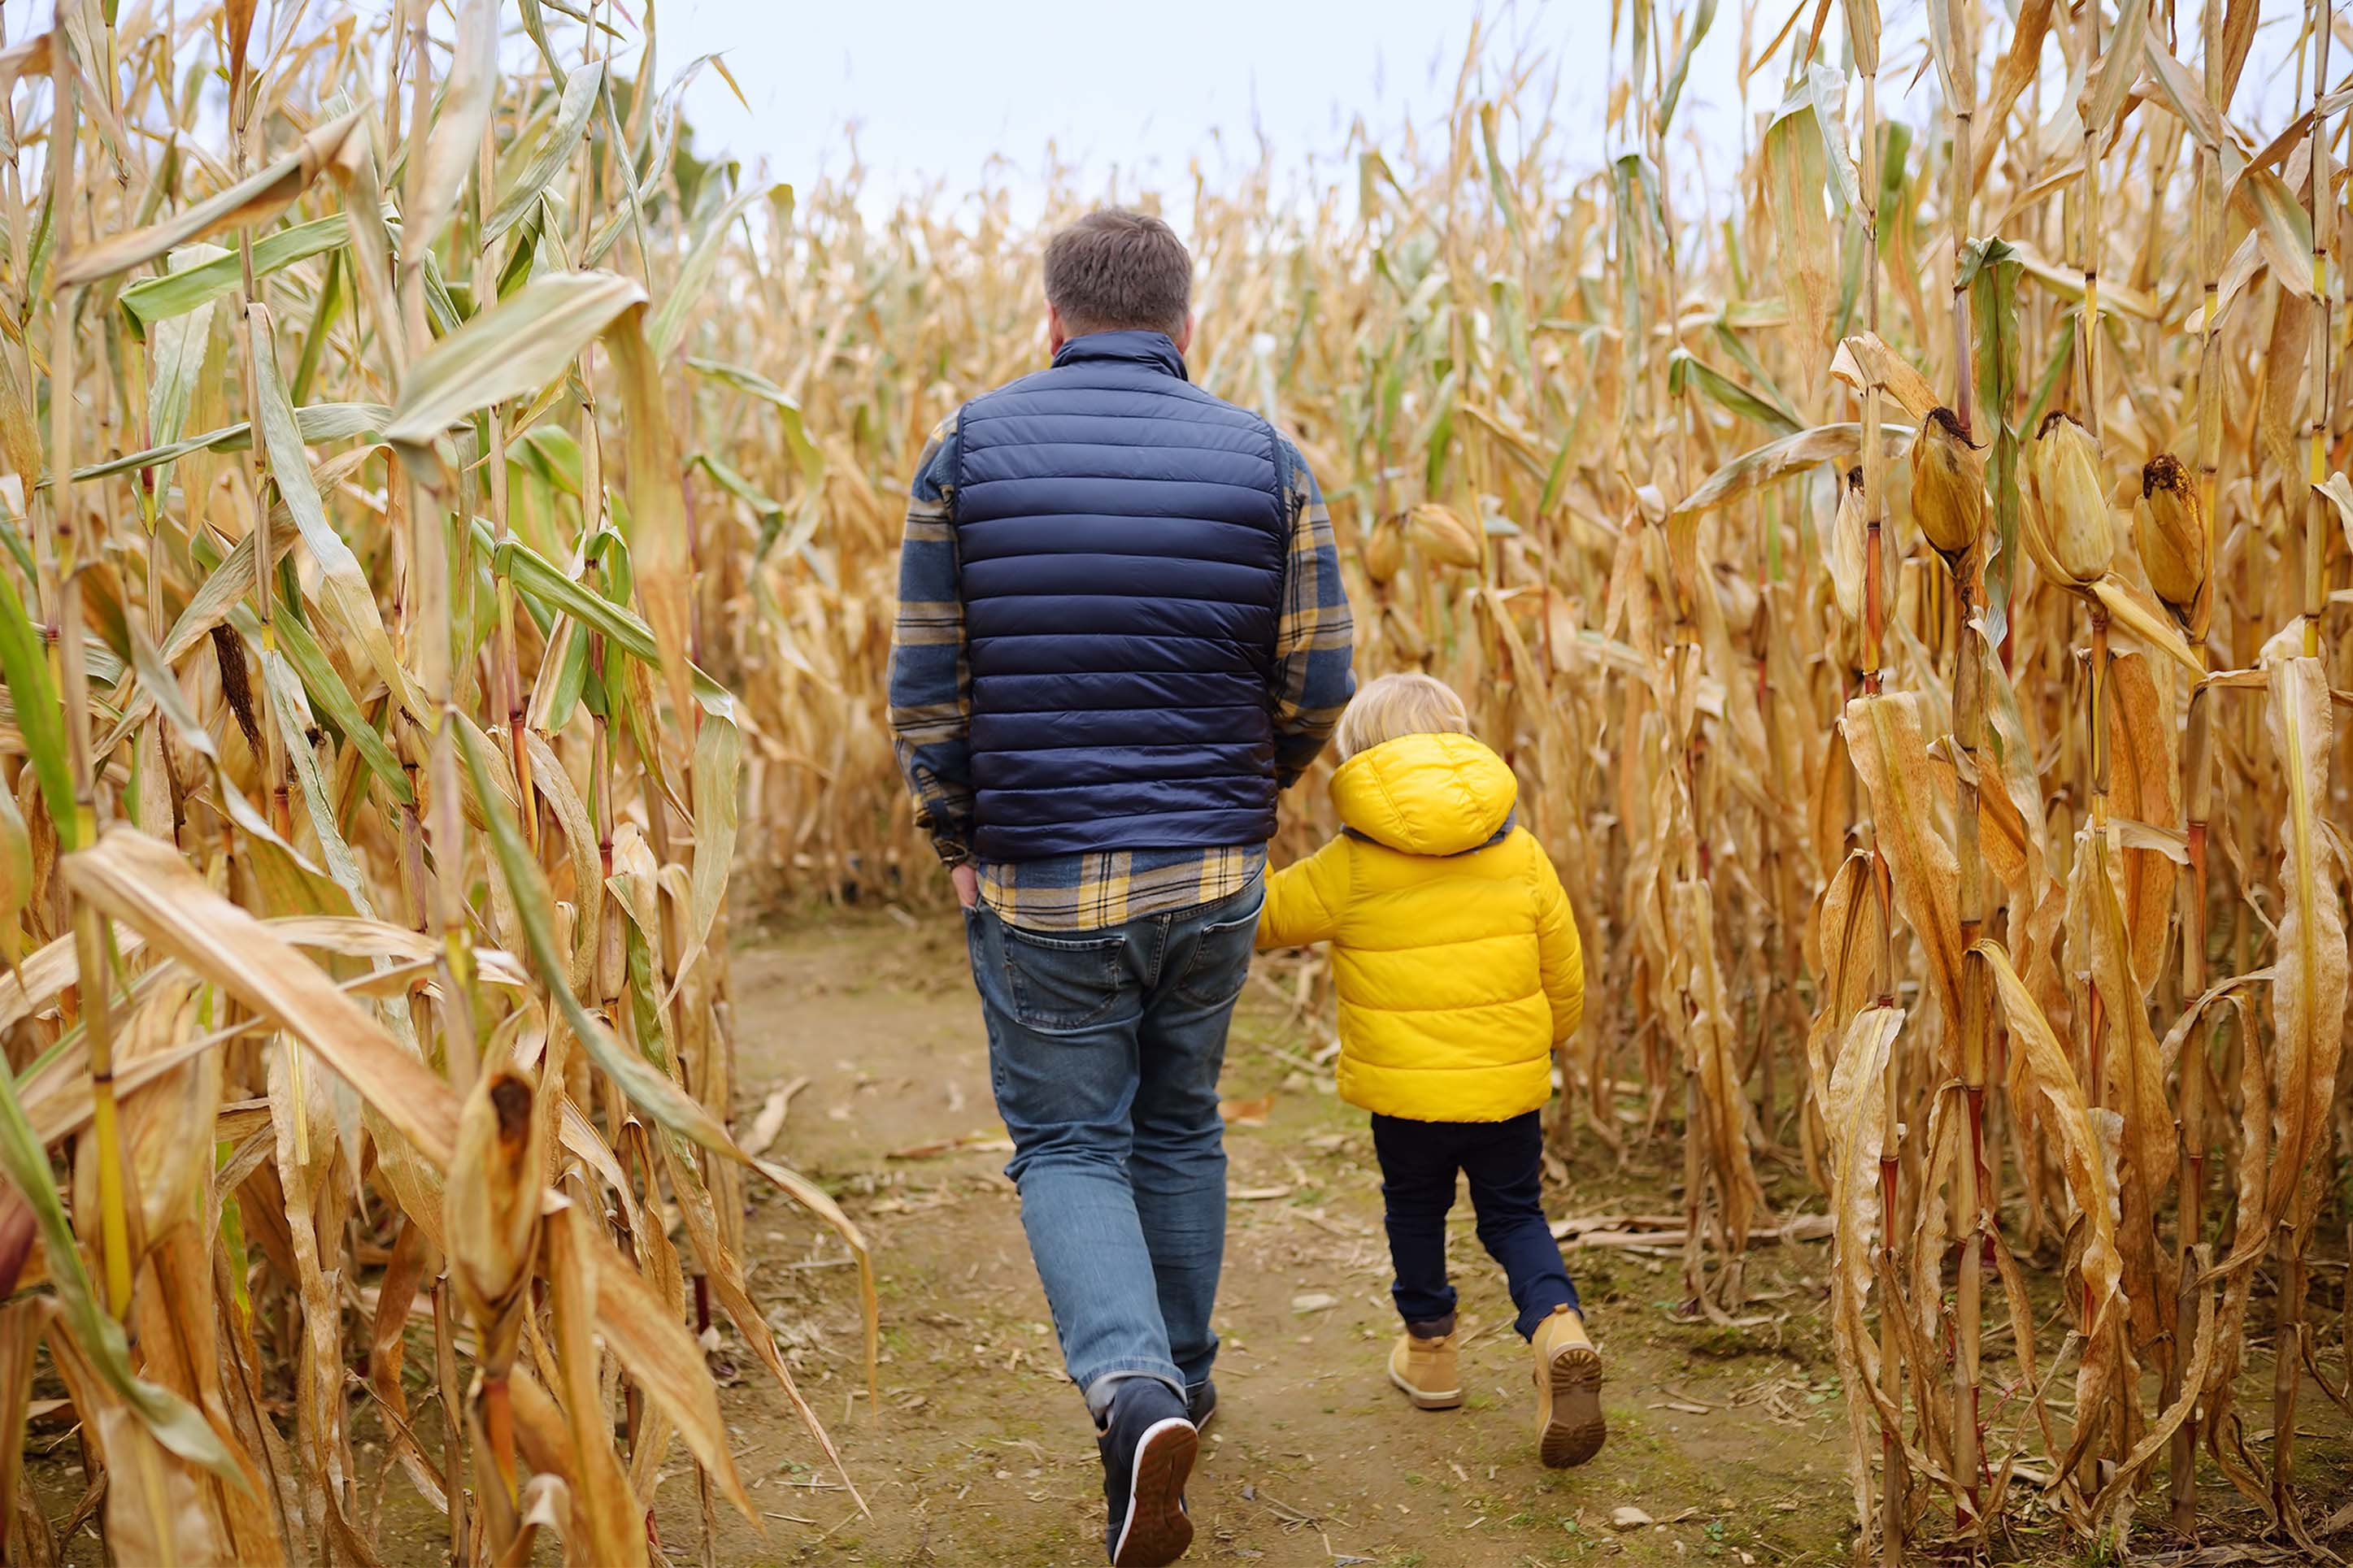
[{"xmin": 1256, "ymin": 672, "xmax": 1603, "ymax": 1468}]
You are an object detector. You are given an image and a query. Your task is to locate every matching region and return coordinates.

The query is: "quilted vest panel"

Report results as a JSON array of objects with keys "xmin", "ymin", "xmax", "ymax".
[{"xmin": 953, "ymin": 331, "xmax": 1287, "ymax": 861}]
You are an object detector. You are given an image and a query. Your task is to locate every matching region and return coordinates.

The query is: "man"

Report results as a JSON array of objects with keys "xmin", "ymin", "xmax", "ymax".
[{"xmin": 888, "ymin": 207, "xmax": 1355, "ymax": 1566}]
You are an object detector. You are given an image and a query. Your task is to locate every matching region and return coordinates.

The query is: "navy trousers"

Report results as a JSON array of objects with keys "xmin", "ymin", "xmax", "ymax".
[{"xmin": 1370, "ymin": 1110, "xmax": 1580, "ymax": 1340}]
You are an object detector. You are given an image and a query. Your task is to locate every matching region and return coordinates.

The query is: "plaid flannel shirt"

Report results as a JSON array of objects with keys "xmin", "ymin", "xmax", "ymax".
[{"xmin": 888, "ymin": 415, "xmax": 1355, "ymax": 930}]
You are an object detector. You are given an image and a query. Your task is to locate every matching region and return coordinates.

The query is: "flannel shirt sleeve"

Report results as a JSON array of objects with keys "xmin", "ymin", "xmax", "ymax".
[
  {"xmin": 887, "ymin": 419, "xmax": 975, "ymax": 864},
  {"xmin": 1270, "ymin": 437, "xmax": 1356, "ymax": 788}
]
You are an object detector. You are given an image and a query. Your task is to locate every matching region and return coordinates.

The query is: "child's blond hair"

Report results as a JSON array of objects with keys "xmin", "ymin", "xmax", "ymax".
[{"xmin": 1335, "ymin": 671, "xmax": 1472, "ymax": 761}]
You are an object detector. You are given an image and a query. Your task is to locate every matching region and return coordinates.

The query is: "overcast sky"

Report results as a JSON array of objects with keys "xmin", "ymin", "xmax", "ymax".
[
  {"xmin": 7, "ymin": 0, "xmax": 2324, "ymax": 227},
  {"xmin": 650, "ymin": 0, "xmax": 2320, "ymax": 227},
  {"xmin": 652, "ymin": 0, "xmax": 1751, "ymax": 220}
]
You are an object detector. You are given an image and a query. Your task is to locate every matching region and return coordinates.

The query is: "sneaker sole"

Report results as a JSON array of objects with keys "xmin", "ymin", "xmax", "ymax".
[
  {"xmin": 1539, "ymin": 1345, "xmax": 1606, "ymax": 1468},
  {"xmin": 1386, "ymin": 1364, "xmax": 1462, "ymax": 1411},
  {"xmin": 1111, "ymin": 1416, "xmax": 1197, "ymax": 1567}
]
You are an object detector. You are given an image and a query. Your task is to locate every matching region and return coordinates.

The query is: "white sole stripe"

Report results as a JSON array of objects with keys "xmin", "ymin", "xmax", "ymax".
[{"xmin": 1111, "ymin": 1417, "xmax": 1194, "ymax": 1563}]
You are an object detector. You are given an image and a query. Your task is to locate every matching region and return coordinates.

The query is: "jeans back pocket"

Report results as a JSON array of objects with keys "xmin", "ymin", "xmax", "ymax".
[
  {"xmin": 1172, "ymin": 883, "xmax": 1266, "ymax": 1010},
  {"xmin": 998, "ymin": 923, "xmax": 1129, "ymax": 1032}
]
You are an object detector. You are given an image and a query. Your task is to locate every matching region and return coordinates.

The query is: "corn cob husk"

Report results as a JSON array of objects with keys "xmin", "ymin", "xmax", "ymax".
[
  {"xmin": 2025, "ymin": 410, "xmax": 2115, "ymax": 589},
  {"xmin": 444, "ymin": 1066, "xmax": 546, "ymax": 1376},
  {"xmin": 1407, "ymin": 502, "xmax": 1483, "ymax": 568},
  {"xmin": 2136, "ymin": 453, "xmax": 2210, "ymax": 635},
  {"xmin": 1909, "ymin": 406, "xmax": 1985, "ymax": 566},
  {"xmin": 1363, "ymin": 516, "xmax": 1406, "ymax": 583}
]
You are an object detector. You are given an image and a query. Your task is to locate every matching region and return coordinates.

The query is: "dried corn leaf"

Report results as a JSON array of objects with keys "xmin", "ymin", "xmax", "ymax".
[
  {"xmin": 400, "ymin": 0, "xmax": 498, "ymax": 258},
  {"xmin": 1761, "ymin": 92, "xmax": 1834, "ymax": 371},
  {"xmin": 1822, "ymin": 1003, "xmax": 1901, "ymax": 1526},
  {"xmin": 2262, "ymin": 658, "xmax": 2346, "ymax": 1236},
  {"xmin": 61, "ymin": 826, "xmax": 460, "ymax": 1171},
  {"xmin": 589, "ymin": 1227, "xmax": 755, "ymax": 1522},
  {"xmin": 546, "ymin": 1201, "xmax": 647, "ymax": 1566},
  {"xmin": 56, "ymin": 110, "xmax": 366, "ymax": 286},
  {"xmin": 1843, "ymin": 692, "xmax": 1965, "ymax": 1041},
  {"xmin": 1977, "ymin": 940, "xmax": 2124, "ymax": 1336},
  {"xmin": 2104, "ymin": 654, "xmax": 2178, "ymax": 987}
]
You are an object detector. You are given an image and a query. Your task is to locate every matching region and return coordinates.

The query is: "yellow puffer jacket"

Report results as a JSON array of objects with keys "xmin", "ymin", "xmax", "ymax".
[{"xmin": 1256, "ymin": 732, "xmax": 1585, "ymax": 1123}]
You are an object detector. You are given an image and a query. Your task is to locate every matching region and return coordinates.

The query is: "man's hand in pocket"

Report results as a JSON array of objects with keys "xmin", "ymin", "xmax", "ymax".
[{"xmin": 951, "ymin": 862, "xmax": 980, "ymax": 910}]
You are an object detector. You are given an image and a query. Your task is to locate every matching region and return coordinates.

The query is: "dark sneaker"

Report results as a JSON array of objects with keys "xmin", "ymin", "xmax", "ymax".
[
  {"xmin": 1097, "ymin": 1380, "xmax": 1198, "ymax": 1566},
  {"xmin": 1186, "ymin": 1379, "xmax": 1217, "ymax": 1432}
]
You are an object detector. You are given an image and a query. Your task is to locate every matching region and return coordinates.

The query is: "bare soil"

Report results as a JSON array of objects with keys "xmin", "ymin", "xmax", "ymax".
[{"xmin": 668, "ymin": 910, "xmax": 2351, "ymax": 1566}]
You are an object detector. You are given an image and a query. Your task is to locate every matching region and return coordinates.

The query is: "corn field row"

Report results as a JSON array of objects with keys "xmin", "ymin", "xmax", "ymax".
[
  {"xmin": 0, "ymin": 0, "xmax": 2346, "ymax": 1562},
  {"xmin": 0, "ymin": 0, "xmax": 876, "ymax": 1562},
  {"xmin": 702, "ymin": 2, "xmax": 2353, "ymax": 1561}
]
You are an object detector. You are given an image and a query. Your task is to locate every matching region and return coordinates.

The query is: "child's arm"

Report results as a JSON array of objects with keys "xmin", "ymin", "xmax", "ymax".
[
  {"xmin": 1533, "ymin": 853, "xmax": 1585, "ymax": 1042},
  {"xmin": 1257, "ymin": 836, "xmax": 1350, "ymax": 951}
]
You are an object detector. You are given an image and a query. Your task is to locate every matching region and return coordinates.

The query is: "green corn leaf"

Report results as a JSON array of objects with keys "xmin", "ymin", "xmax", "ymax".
[
  {"xmin": 541, "ymin": 616, "xmax": 593, "ymax": 731},
  {"xmin": 0, "ymin": 569, "xmax": 76, "ymax": 849},
  {"xmin": 289, "ymin": 246, "xmax": 345, "ymax": 405},
  {"xmin": 257, "ymin": 648, "xmax": 377, "ymax": 916},
  {"xmin": 2018, "ymin": 318, "xmax": 2075, "ymax": 441},
  {"xmin": 1655, "ymin": 0, "xmax": 1718, "ymax": 133},
  {"xmin": 118, "ymin": 215, "xmax": 349, "ymax": 334},
  {"xmin": 455, "ymin": 720, "xmax": 736, "ymax": 1154},
  {"xmin": 257, "ymin": 606, "xmax": 411, "ymax": 806},
  {"xmin": 510, "ymin": 423, "xmax": 585, "ymax": 497},
  {"xmin": 1477, "ymin": 103, "xmax": 1522, "ymax": 238},
  {"xmin": 650, "ymin": 179, "xmax": 776, "ymax": 360},
  {"xmin": 685, "ymin": 357, "xmax": 824, "ymax": 494},
  {"xmin": 66, "ymin": 402, "xmax": 386, "ymax": 485},
  {"xmin": 515, "ymin": 0, "xmax": 569, "ymax": 88},
  {"xmin": 385, "ymin": 271, "xmax": 646, "ymax": 447},
  {"xmin": 489, "ymin": 532, "xmax": 659, "ymax": 663},
  {"xmin": 484, "ymin": 63, "xmax": 606, "ymax": 243},
  {"xmin": 690, "ymin": 450, "xmax": 812, "ymax": 562},
  {"xmin": 1669, "ymin": 349, "xmax": 1803, "ymax": 436},
  {"xmin": 1967, "ymin": 238, "xmax": 2024, "ymax": 645}
]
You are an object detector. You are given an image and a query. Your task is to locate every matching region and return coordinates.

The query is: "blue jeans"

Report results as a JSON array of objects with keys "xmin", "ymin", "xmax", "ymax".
[
  {"xmin": 1372, "ymin": 1110, "xmax": 1580, "ymax": 1340},
  {"xmin": 963, "ymin": 880, "xmax": 1262, "ymax": 1415}
]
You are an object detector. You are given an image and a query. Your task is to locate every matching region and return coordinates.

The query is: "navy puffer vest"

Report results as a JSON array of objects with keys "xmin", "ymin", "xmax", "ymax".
[{"xmin": 953, "ymin": 331, "xmax": 1287, "ymax": 862}]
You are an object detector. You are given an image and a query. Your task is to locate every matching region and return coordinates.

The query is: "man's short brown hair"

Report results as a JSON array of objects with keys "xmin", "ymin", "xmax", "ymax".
[{"xmin": 1042, "ymin": 209, "xmax": 1192, "ymax": 339}]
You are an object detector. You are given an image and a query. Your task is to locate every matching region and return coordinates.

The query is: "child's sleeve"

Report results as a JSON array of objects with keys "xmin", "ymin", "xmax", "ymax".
[
  {"xmin": 1533, "ymin": 851, "xmax": 1586, "ymax": 1043},
  {"xmin": 1256, "ymin": 836, "xmax": 1350, "ymax": 951}
]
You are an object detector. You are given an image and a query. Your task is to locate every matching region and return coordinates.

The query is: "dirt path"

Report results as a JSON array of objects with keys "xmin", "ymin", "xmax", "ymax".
[
  {"xmin": 694, "ymin": 913, "xmax": 1863, "ymax": 1566},
  {"xmin": 655, "ymin": 909, "xmax": 2351, "ymax": 1567},
  {"xmin": 22, "ymin": 915, "xmax": 2340, "ymax": 1566}
]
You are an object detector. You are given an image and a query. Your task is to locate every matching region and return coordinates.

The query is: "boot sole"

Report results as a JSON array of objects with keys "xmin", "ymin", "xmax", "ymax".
[
  {"xmin": 1539, "ymin": 1345, "xmax": 1606, "ymax": 1468},
  {"xmin": 1111, "ymin": 1417, "xmax": 1197, "ymax": 1567},
  {"xmin": 1387, "ymin": 1364, "xmax": 1463, "ymax": 1411}
]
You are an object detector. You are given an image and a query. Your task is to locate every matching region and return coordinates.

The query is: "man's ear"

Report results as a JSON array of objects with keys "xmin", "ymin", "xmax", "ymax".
[
  {"xmin": 1172, "ymin": 311, "xmax": 1195, "ymax": 354},
  {"xmin": 1046, "ymin": 302, "xmax": 1069, "ymax": 354}
]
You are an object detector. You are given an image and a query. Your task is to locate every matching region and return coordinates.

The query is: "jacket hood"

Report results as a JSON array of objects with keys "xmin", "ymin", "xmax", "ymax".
[{"xmin": 1329, "ymin": 732, "xmax": 1518, "ymax": 856}]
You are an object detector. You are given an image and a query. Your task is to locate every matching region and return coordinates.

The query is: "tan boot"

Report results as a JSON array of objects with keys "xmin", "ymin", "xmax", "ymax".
[
  {"xmin": 1386, "ymin": 1325, "xmax": 1461, "ymax": 1411},
  {"xmin": 1532, "ymin": 1305, "xmax": 1605, "ymax": 1466}
]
